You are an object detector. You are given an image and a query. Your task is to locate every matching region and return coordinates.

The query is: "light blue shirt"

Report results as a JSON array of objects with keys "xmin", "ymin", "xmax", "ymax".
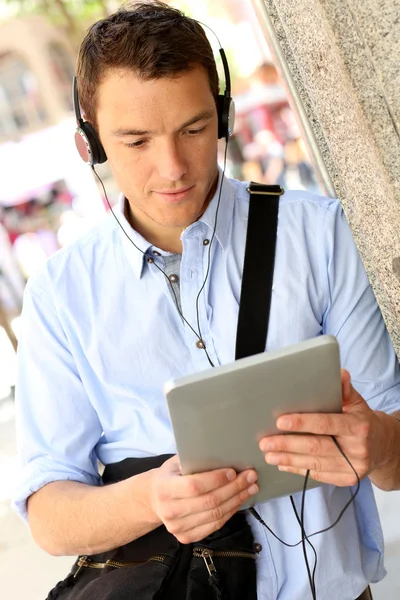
[{"xmin": 13, "ymin": 173, "xmax": 400, "ymax": 599}]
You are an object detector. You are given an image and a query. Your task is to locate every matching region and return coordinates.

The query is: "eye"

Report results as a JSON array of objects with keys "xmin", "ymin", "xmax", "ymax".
[
  {"xmin": 125, "ymin": 140, "xmax": 147, "ymax": 149},
  {"xmin": 185, "ymin": 126, "xmax": 206, "ymax": 136}
]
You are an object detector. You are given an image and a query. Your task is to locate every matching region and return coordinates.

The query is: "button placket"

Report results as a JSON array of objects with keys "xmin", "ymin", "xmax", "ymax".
[
  {"xmin": 178, "ymin": 234, "xmax": 211, "ymax": 368},
  {"xmin": 196, "ymin": 235, "xmax": 218, "ymax": 363},
  {"xmin": 185, "ymin": 233, "xmax": 218, "ymax": 364}
]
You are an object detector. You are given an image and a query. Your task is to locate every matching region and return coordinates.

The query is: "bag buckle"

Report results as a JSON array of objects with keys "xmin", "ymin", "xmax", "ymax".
[{"xmin": 246, "ymin": 182, "xmax": 285, "ymax": 196}]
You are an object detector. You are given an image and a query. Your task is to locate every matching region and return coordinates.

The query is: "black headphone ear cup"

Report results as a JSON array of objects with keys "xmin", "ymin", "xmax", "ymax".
[
  {"xmin": 83, "ymin": 122, "xmax": 107, "ymax": 165},
  {"xmin": 217, "ymin": 95, "xmax": 234, "ymax": 140},
  {"xmin": 217, "ymin": 94, "xmax": 227, "ymax": 139},
  {"xmin": 75, "ymin": 122, "xmax": 107, "ymax": 165}
]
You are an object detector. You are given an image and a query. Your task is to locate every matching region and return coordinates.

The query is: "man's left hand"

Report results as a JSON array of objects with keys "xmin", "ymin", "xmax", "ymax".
[{"xmin": 259, "ymin": 370, "xmax": 393, "ymax": 487}]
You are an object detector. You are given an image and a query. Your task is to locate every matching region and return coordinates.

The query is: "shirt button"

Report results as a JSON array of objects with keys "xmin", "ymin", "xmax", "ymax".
[
  {"xmin": 147, "ymin": 257, "xmax": 154, "ymax": 264},
  {"xmin": 196, "ymin": 339, "xmax": 206, "ymax": 349},
  {"xmin": 169, "ymin": 274, "xmax": 179, "ymax": 283},
  {"xmin": 203, "ymin": 239, "xmax": 210, "ymax": 246},
  {"xmin": 153, "ymin": 250, "xmax": 161, "ymax": 256}
]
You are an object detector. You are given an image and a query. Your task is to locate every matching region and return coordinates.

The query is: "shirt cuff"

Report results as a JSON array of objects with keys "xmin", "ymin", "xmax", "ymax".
[{"xmin": 12, "ymin": 456, "xmax": 102, "ymax": 523}]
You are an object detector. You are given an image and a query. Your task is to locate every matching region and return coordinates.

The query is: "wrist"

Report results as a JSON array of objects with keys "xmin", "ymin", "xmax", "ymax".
[
  {"xmin": 112, "ymin": 469, "xmax": 162, "ymax": 531},
  {"xmin": 369, "ymin": 411, "xmax": 400, "ymax": 491},
  {"xmin": 140, "ymin": 467, "xmax": 163, "ymax": 527}
]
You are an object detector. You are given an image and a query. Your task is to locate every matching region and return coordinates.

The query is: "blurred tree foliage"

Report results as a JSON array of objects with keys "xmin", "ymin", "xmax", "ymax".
[
  {"xmin": 6, "ymin": 1, "xmax": 242, "ymax": 89},
  {"xmin": 5, "ymin": 0, "xmax": 115, "ymax": 50}
]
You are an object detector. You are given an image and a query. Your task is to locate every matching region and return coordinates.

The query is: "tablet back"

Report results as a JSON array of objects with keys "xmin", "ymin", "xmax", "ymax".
[{"xmin": 164, "ymin": 335, "xmax": 342, "ymax": 504}]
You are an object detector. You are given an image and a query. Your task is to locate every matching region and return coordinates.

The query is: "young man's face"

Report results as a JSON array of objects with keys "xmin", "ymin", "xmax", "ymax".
[{"xmin": 96, "ymin": 65, "xmax": 219, "ymax": 240}]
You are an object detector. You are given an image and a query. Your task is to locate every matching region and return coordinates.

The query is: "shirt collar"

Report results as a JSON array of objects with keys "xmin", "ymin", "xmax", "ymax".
[
  {"xmin": 117, "ymin": 196, "xmax": 152, "ymax": 279},
  {"xmin": 117, "ymin": 168, "xmax": 235, "ymax": 279}
]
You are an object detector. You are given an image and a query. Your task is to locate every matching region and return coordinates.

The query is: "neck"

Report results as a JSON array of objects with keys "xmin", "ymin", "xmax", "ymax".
[{"xmin": 125, "ymin": 203, "xmax": 185, "ymax": 254}]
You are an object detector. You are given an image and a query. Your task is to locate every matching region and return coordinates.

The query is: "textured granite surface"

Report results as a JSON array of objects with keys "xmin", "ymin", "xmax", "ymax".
[
  {"xmin": 322, "ymin": 0, "xmax": 400, "ymax": 200},
  {"xmin": 350, "ymin": 0, "xmax": 400, "ymax": 132},
  {"xmin": 258, "ymin": 0, "xmax": 400, "ymax": 358}
]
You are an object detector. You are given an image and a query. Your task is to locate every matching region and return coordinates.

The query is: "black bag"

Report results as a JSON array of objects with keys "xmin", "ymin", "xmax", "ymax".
[
  {"xmin": 46, "ymin": 183, "xmax": 281, "ymax": 600},
  {"xmin": 48, "ymin": 456, "xmax": 258, "ymax": 600}
]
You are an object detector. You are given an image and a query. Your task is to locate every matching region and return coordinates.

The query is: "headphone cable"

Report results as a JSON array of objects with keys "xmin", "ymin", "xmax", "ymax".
[
  {"xmin": 249, "ymin": 435, "xmax": 360, "ymax": 599},
  {"xmin": 91, "ymin": 139, "xmax": 229, "ymax": 369}
]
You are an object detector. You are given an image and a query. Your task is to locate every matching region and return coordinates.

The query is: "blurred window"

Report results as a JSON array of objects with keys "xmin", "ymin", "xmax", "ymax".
[
  {"xmin": 48, "ymin": 43, "xmax": 75, "ymax": 111},
  {"xmin": 0, "ymin": 53, "xmax": 47, "ymax": 137}
]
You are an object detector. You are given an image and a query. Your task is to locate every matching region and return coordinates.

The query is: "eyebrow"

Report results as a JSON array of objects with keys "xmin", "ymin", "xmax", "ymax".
[{"xmin": 112, "ymin": 109, "xmax": 215, "ymax": 137}]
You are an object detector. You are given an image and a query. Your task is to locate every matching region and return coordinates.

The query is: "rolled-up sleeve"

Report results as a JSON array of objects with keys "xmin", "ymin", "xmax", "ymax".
[
  {"xmin": 12, "ymin": 272, "xmax": 103, "ymax": 522},
  {"xmin": 322, "ymin": 201, "xmax": 400, "ymax": 413}
]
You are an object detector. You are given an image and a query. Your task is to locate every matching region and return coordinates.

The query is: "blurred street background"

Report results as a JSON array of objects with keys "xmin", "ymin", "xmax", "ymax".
[{"xmin": 0, "ymin": 0, "xmax": 398, "ymax": 598}]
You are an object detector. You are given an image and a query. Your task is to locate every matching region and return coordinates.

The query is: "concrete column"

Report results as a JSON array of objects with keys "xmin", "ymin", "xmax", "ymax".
[{"xmin": 251, "ymin": 0, "xmax": 400, "ymax": 357}]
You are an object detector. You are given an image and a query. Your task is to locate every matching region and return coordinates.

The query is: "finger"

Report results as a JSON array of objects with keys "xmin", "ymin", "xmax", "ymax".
[
  {"xmin": 265, "ymin": 451, "xmax": 362, "ymax": 474},
  {"xmin": 276, "ymin": 411, "xmax": 359, "ymax": 437},
  {"xmin": 173, "ymin": 480, "xmax": 259, "ymax": 538},
  {"xmin": 161, "ymin": 465, "xmax": 258, "ymax": 501},
  {"xmin": 277, "ymin": 466, "xmax": 361, "ymax": 487},
  {"xmin": 341, "ymin": 369, "xmax": 367, "ymax": 413},
  {"xmin": 160, "ymin": 455, "xmax": 182, "ymax": 475},
  {"xmin": 259, "ymin": 434, "xmax": 338, "ymax": 457},
  {"xmin": 171, "ymin": 506, "xmax": 239, "ymax": 544},
  {"xmin": 168, "ymin": 485, "xmax": 258, "ymax": 543},
  {"xmin": 341, "ymin": 368, "xmax": 352, "ymax": 397},
  {"xmin": 167, "ymin": 470, "xmax": 259, "ymax": 520}
]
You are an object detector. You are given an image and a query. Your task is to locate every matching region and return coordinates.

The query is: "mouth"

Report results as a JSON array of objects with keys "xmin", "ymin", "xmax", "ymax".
[{"xmin": 153, "ymin": 185, "xmax": 195, "ymax": 203}]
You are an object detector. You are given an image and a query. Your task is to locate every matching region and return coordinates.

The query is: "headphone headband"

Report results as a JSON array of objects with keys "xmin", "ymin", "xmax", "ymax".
[
  {"xmin": 218, "ymin": 48, "xmax": 231, "ymax": 97},
  {"xmin": 73, "ymin": 77, "xmax": 84, "ymax": 127}
]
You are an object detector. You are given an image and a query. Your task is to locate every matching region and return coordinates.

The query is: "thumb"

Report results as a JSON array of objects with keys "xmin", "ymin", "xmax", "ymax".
[
  {"xmin": 341, "ymin": 369, "xmax": 367, "ymax": 413},
  {"xmin": 161, "ymin": 454, "xmax": 182, "ymax": 476}
]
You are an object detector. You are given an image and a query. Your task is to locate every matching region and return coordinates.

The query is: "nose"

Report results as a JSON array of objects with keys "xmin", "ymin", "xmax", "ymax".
[{"xmin": 157, "ymin": 137, "xmax": 188, "ymax": 181}]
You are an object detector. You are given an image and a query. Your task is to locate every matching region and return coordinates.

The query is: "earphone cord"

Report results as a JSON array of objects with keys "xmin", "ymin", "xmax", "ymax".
[
  {"xmin": 91, "ymin": 140, "xmax": 229, "ymax": 369},
  {"xmin": 195, "ymin": 144, "xmax": 228, "ymax": 358},
  {"xmin": 249, "ymin": 435, "xmax": 361, "ymax": 599}
]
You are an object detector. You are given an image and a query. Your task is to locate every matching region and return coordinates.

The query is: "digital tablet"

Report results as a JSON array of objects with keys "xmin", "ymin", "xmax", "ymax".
[{"xmin": 164, "ymin": 335, "xmax": 342, "ymax": 505}]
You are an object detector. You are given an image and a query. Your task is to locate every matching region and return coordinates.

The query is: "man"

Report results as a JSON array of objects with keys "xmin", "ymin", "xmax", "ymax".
[{"xmin": 12, "ymin": 2, "xmax": 400, "ymax": 599}]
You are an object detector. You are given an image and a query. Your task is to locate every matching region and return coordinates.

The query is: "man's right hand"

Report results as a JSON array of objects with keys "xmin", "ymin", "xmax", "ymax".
[{"xmin": 148, "ymin": 455, "xmax": 259, "ymax": 544}]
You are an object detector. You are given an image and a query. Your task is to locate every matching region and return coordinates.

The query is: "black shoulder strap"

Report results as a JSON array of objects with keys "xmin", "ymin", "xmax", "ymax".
[{"xmin": 235, "ymin": 182, "xmax": 283, "ymax": 360}]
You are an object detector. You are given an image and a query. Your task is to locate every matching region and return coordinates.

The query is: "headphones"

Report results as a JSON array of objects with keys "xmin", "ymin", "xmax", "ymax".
[
  {"xmin": 73, "ymin": 44, "xmax": 235, "ymax": 166},
  {"xmin": 71, "ymin": 17, "xmax": 235, "ymax": 367}
]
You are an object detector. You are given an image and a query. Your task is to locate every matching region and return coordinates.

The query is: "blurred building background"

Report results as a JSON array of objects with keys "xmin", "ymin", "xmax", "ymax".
[{"xmin": 0, "ymin": 1, "xmax": 397, "ymax": 598}]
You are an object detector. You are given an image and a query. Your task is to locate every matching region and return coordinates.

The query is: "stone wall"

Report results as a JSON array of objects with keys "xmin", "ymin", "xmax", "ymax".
[{"xmin": 251, "ymin": 0, "xmax": 400, "ymax": 357}]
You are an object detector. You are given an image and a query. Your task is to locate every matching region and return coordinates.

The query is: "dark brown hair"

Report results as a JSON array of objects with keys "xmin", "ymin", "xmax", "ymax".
[{"xmin": 76, "ymin": 1, "xmax": 219, "ymax": 129}]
